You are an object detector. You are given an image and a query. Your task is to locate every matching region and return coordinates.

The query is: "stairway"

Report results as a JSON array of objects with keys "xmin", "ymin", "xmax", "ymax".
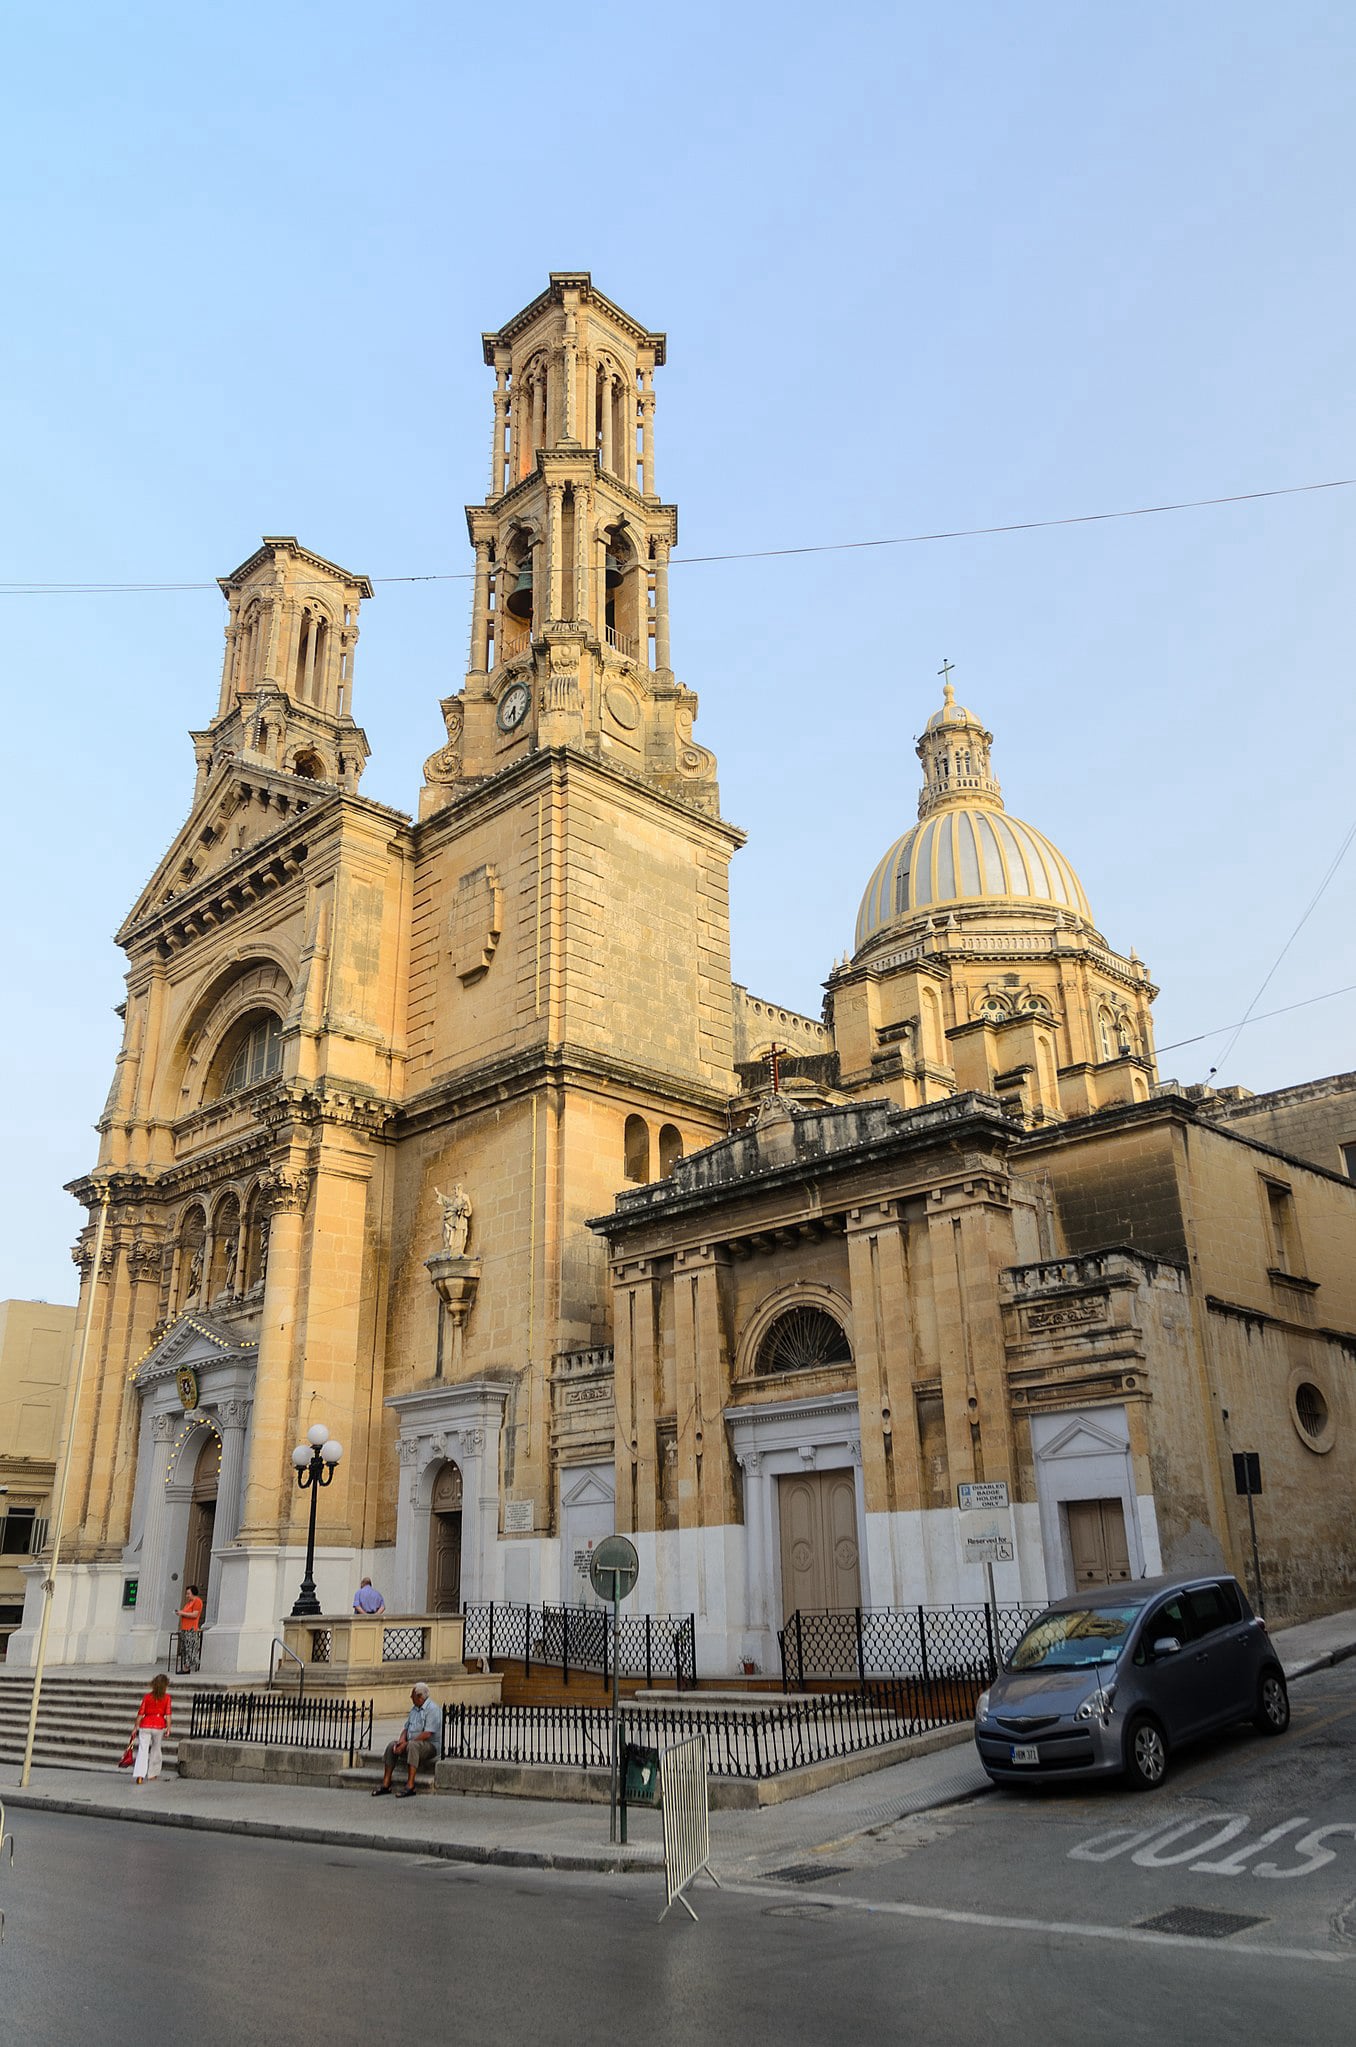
[{"xmin": 0, "ymin": 1670, "xmax": 219, "ymax": 1773}]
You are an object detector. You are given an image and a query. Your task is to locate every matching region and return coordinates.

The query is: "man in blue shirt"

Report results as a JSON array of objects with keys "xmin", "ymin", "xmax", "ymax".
[
  {"xmin": 353, "ymin": 1578, "xmax": 386, "ymax": 1615},
  {"xmin": 373, "ymin": 1683, "xmax": 440, "ymax": 1798}
]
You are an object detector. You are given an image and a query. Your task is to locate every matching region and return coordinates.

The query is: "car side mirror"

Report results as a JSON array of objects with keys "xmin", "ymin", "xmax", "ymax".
[{"xmin": 1152, "ymin": 1636, "xmax": 1182, "ymax": 1658}]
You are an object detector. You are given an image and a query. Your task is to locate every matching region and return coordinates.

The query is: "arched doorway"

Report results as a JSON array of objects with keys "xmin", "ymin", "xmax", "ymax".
[
  {"xmin": 427, "ymin": 1460, "xmax": 463, "ymax": 1614},
  {"xmin": 183, "ymin": 1430, "xmax": 219, "ymax": 1608}
]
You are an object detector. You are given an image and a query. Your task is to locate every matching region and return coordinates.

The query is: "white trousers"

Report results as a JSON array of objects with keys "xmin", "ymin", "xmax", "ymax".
[{"xmin": 134, "ymin": 1727, "xmax": 164, "ymax": 1780}]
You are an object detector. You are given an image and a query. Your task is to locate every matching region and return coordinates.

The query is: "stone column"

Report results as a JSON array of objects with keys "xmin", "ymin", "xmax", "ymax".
[
  {"xmin": 654, "ymin": 539, "xmax": 672, "ymax": 671},
  {"xmin": 134, "ymin": 1412, "xmax": 179, "ymax": 1640},
  {"xmin": 600, "ymin": 376, "xmax": 614, "ymax": 475},
  {"xmin": 469, "ymin": 539, "xmax": 491, "ymax": 673},
  {"xmin": 573, "ymin": 485, "xmax": 591, "ymax": 628},
  {"xmin": 214, "ymin": 1399, "xmax": 251, "ymax": 1548},
  {"xmin": 236, "ymin": 1171, "xmax": 308, "ymax": 1544},
  {"xmin": 641, "ymin": 378, "xmax": 656, "ymax": 496},
  {"xmin": 562, "ymin": 309, "xmax": 577, "ymax": 441},
  {"xmin": 582, "ymin": 360, "xmax": 596, "ymax": 459},
  {"xmin": 302, "ymin": 612, "xmax": 319, "ymax": 703},
  {"xmin": 490, "ymin": 371, "xmax": 507, "ymax": 496},
  {"xmin": 547, "ymin": 482, "xmax": 564, "ymax": 624}
]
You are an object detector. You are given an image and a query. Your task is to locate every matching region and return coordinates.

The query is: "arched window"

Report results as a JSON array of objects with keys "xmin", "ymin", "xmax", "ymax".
[
  {"xmin": 658, "ymin": 1124, "xmax": 684, "ymax": 1176},
  {"xmin": 220, "ymin": 1013, "xmax": 282, "ymax": 1096},
  {"xmin": 292, "ymin": 751, "xmax": 326, "ymax": 781},
  {"xmin": 756, "ymin": 1306, "xmax": 852, "ymax": 1375},
  {"xmin": 624, "ymin": 1114, "xmax": 650, "ymax": 1184}
]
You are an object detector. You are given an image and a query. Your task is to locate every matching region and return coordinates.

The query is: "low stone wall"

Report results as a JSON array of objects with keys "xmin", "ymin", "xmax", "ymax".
[{"xmin": 177, "ymin": 1739, "xmax": 358, "ymax": 1789}]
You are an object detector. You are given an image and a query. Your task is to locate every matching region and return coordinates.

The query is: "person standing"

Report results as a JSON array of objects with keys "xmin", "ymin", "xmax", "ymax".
[
  {"xmin": 177, "ymin": 1584, "xmax": 204, "ymax": 1672},
  {"xmin": 133, "ymin": 1673, "xmax": 172, "ymax": 1783},
  {"xmin": 353, "ymin": 1578, "xmax": 386, "ymax": 1616}
]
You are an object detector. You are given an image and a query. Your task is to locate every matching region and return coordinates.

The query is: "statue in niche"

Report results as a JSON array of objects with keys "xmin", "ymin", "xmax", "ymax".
[
  {"xmin": 222, "ymin": 1236, "xmax": 238, "ymax": 1296},
  {"xmin": 435, "ymin": 1185, "xmax": 472, "ymax": 1258},
  {"xmin": 185, "ymin": 1245, "xmax": 204, "ymax": 1302}
]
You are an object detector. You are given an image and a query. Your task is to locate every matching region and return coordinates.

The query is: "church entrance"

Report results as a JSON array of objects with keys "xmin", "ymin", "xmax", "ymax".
[
  {"xmin": 427, "ymin": 1460, "xmax": 463, "ymax": 1614},
  {"xmin": 777, "ymin": 1468, "xmax": 861, "ymax": 1620},
  {"xmin": 1066, "ymin": 1498, "xmax": 1132, "ymax": 1588},
  {"xmin": 183, "ymin": 1430, "xmax": 218, "ymax": 1614}
]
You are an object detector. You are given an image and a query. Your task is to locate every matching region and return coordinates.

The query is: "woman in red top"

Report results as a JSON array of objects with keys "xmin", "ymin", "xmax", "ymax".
[{"xmin": 133, "ymin": 1673, "xmax": 172, "ymax": 1783}]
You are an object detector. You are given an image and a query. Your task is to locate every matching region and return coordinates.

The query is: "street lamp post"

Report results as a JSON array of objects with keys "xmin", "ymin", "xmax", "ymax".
[{"xmin": 290, "ymin": 1423, "xmax": 343, "ymax": 1618}]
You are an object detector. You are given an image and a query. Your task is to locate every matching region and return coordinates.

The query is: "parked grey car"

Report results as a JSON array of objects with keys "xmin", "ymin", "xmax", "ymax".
[{"xmin": 974, "ymin": 1571, "xmax": 1289, "ymax": 1789}]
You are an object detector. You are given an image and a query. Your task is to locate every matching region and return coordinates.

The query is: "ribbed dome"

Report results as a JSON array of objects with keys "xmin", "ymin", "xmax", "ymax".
[{"xmin": 855, "ymin": 805, "xmax": 1093, "ymax": 950}]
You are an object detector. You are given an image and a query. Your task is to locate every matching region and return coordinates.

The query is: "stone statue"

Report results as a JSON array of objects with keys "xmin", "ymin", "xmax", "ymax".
[
  {"xmin": 186, "ymin": 1245, "xmax": 204, "ymax": 1301},
  {"xmin": 435, "ymin": 1184, "xmax": 472, "ymax": 1257},
  {"xmin": 222, "ymin": 1235, "xmax": 238, "ymax": 1295}
]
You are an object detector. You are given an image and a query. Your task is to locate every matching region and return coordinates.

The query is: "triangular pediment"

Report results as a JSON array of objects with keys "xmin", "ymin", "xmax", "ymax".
[
  {"xmin": 135, "ymin": 1311, "xmax": 257, "ymax": 1388},
  {"xmin": 561, "ymin": 1467, "xmax": 615, "ymax": 1508},
  {"xmin": 117, "ymin": 762, "xmax": 333, "ymax": 944},
  {"xmin": 1037, "ymin": 1415, "xmax": 1129, "ymax": 1462}
]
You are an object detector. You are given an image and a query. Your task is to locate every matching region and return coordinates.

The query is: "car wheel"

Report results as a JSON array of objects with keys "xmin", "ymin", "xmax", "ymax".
[
  {"xmin": 1253, "ymin": 1668, "xmax": 1290, "ymax": 1735},
  {"xmin": 1124, "ymin": 1713, "xmax": 1169, "ymax": 1790}
]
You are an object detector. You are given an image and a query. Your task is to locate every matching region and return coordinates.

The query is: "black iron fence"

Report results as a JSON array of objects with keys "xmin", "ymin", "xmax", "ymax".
[
  {"xmin": 188, "ymin": 1690, "xmax": 374, "ymax": 1765},
  {"xmin": 462, "ymin": 1604, "xmax": 697, "ymax": 1688},
  {"xmin": 441, "ymin": 1690, "xmax": 964, "ymax": 1780},
  {"xmin": 779, "ymin": 1603, "xmax": 1041, "ymax": 1690}
]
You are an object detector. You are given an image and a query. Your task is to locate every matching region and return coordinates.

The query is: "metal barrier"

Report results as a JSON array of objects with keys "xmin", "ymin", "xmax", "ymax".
[
  {"xmin": 462, "ymin": 1604, "xmax": 697, "ymax": 1688},
  {"xmin": 268, "ymin": 1638, "xmax": 306, "ymax": 1696},
  {"xmin": 442, "ymin": 1689, "xmax": 965, "ymax": 1779},
  {"xmin": 658, "ymin": 1733, "xmax": 721, "ymax": 1922},
  {"xmin": 779, "ymin": 1602, "xmax": 1041, "ymax": 1688},
  {"xmin": 188, "ymin": 1690, "xmax": 373, "ymax": 1765}
]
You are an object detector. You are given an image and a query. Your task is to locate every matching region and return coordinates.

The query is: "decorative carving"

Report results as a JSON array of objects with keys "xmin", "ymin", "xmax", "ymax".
[
  {"xmin": 398, "ymin": 1437, "xmax": 421, "ymax": 1467},
  {"xmin": 434, "ymin": 1185, "xmax": 472, "ymax": 1257},
  {"xmin": 128, "ymin": 1239, "xmax": 165, "ymax": 1282},
  {"xmin": 151, "ymin": 1413, "xmax": 177, "ymax": 1443},
  {"xmin": 217, "ymin": 1398, "xmax": 250, "ymax": 1430},
  {"xmin": 261, "ymin": 1168, "xmax": 310, "ymax": 1216}
]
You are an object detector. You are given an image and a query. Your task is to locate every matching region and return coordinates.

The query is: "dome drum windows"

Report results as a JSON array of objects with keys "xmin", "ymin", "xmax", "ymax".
[{"xmin": 1290, "ymin": 1369, "xmax": 1336, "ymax": 1454}]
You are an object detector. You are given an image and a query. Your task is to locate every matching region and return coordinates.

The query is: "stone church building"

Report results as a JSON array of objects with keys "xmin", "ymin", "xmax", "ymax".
[{"xmin": 17, "ymin": 274, "xmax": 1356, "ymax": 1676}]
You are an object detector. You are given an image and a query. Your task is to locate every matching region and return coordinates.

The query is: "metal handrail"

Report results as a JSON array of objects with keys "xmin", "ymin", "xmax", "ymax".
[{"xmin": 269, "ymin": 1637, "xmax": 305, "ymax": 1697}]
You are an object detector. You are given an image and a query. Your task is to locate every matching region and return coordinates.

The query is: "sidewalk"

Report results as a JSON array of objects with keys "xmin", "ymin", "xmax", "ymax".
[{"xmin": 2, "ymin": 1607, "xmax": 1350, "ymax": 1880}]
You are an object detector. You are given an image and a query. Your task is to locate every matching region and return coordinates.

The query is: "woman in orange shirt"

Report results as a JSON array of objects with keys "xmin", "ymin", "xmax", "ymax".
[
  {"xmin": 133, "ymin": 1673, "xmax": 172, "ymax": 1783},
  {"xmin": 177, "ymin": 1584, "xmax": 204, "ymax": 1670}
]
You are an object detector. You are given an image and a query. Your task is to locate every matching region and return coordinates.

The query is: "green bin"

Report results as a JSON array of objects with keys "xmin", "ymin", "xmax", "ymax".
[{"xmin": 623, "ymin": 1743, "xmax": 662, "ymax": 1805}]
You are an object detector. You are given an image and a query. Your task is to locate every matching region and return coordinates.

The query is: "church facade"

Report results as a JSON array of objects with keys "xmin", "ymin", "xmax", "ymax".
[{"xmin": 17, "ymin": 274, "xmax": 1356, "ymax": 1676}]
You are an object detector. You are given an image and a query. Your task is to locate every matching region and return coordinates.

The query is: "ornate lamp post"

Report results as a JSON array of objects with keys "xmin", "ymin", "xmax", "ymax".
[{"xmin": 290, "ymin": 1422, "xmax": 343, "ymax": 1618}]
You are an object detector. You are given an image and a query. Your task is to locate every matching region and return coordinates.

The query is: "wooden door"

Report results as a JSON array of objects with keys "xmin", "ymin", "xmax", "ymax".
[
  {"xmin": 427, "ymin": 1461, "xmax": 463, "ymax": 1614},
  {"xmin": 184, "ymin": 1431, "xmax": 218, "ymax": 1607},
  {"xmin": 778, "ymin": 1469, "xmax": 861, "ymax": 1620},
  {"xmin": 1067, "ymin": 1498, "xmax": 1131, "ymax": 1588}
]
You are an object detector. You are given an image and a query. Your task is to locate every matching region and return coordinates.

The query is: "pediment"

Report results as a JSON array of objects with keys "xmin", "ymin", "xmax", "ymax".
[
  {"xmin": 560, "ymin": 1468, "xmax": 615, "ymax": 1508},
  {"xmin": 1037, "ymin": 1415, "xmax": 1129, "ymax": 1462},
  {"xmin": 117, "ymin": 763, "xmax": 328, "ymax": 944},
  {"xmin": 135, "ymin": 1311, "xmax": 257, "ymax": 1388}
]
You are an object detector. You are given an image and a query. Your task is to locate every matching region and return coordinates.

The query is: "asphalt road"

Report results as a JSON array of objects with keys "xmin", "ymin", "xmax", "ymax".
[{"xmin": 2, "ymin": 1659, "xmax": 1353, "ymax": 2045}]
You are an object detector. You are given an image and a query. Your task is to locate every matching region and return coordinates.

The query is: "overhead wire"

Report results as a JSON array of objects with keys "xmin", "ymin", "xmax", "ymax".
[{"xmin": 1, "ymin": 474, "xmax": 1353, "ymax": 595}]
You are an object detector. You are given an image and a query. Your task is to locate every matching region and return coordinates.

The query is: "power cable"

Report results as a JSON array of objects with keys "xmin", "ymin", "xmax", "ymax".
[
  {"xmin": 1155, "ymin": 979, "xmax": 1356, "ymax": 1055},
  {"xmin": 1, "ymin": 474, "xmax": 1352, "ymax": 595},
  {"xmin": 1209, "ymin": 820, "xmax": 1356, "ymax": 1077}
]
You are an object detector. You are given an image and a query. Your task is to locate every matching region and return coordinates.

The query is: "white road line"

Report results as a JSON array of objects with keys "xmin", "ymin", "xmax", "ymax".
[{"xmin": 734, "ymin": 1882, "xmax": 1348, "ymax": 1964}]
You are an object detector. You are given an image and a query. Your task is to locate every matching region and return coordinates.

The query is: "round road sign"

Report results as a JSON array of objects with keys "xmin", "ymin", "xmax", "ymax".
[{"xmin": 588, "ymin": 1533, "xmax": 639, "ymax": 1603}]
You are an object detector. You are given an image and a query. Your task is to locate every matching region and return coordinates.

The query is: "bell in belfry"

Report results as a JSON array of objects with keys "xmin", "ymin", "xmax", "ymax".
[
  {"xmin": 506, "ymin": 563, "xmax": 534, "ymax": 619},
  {"xmin": 604, "ymin": 552, "xmax": 623, "ymax": 590}
]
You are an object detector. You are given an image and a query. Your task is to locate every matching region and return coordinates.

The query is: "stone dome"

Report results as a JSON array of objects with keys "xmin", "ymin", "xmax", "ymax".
[
  {"xmin": 855, "ymin": 807, "xmax": 1092, "ymax": 949},
  {"xmin": 853, "ymin": 678, "xmax": 1094, "ymax": 951}
]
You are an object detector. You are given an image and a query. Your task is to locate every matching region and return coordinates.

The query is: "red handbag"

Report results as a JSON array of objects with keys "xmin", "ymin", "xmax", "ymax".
[{"xmin": 119, "ymin": 1738, "xmax": 137, "ymax": 1769}]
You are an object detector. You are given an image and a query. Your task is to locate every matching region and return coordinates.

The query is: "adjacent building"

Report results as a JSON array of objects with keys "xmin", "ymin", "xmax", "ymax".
[{"xmin": 0, "ymin": 1299, "xmax": 77, "ymax": 1655}]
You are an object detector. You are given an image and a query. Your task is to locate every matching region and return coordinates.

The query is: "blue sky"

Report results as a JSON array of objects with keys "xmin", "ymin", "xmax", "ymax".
[{"xmin": 3, "ymin": 2, "xmax": 1353, "ymax": 1302}]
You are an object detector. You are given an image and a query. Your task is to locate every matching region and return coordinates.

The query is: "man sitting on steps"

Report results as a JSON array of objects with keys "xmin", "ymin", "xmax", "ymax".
[{"xmin": 372, "ymin": 1682, "xmax": 440, "ymax": 1799}]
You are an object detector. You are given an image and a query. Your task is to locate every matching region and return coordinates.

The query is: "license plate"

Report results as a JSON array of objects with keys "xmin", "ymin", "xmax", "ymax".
[{"xmin": 1010, "ymin": 1744, "xmax": 1040, "ymax": 1765}]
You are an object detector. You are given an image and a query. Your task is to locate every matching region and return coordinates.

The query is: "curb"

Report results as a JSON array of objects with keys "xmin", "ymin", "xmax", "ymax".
[
  {"xmin": 1283, "ymin": 1640, "xmax": 1356, "ymax": 1681},
  {"xmin": 0, "ymin": 1790, "xmax": 656, "ymax": 1876}
]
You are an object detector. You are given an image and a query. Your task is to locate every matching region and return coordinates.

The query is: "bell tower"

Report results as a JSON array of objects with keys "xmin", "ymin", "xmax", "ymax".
[
  {"xmin": 421, "ymin": 273, "xmax": 718, "ymax": 817},
  {"xmin": 197, "ymin": 536, "xmax": 373, "ymax": 796}
]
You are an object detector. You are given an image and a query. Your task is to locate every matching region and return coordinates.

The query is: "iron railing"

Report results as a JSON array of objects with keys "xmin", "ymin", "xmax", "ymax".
[
  {"xmin": 779, "ymin": 1603, "xmax": 1042, "ymax": 1690},
  {"xmin": 188, "ymin": 1690, "xmax": 373, "ymax": 1765},
  {"xmin": 462, "ymin": 1604, "xmax": 696, "ymax": 1689},
  {"xmin": 442, "ymin": 1690, "xmax": 961, "ymax": 1780}
]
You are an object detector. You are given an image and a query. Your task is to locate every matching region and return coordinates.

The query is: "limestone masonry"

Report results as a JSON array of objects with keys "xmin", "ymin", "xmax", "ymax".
[{"xmin": 16, "ymin": 275, "xmax": 1356, "ymax": 1675}]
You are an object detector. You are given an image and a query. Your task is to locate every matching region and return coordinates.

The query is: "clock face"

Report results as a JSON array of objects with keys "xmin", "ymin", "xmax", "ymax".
[{"xmin": 496, "ymin": 681, "xmax": 531, "ymax": 733}]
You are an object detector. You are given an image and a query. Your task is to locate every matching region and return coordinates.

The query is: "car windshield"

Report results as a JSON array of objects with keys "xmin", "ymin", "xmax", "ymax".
[{"xmin": 1009, "ymin": 1604, "xmax": 1143, "ymax": 1671}]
